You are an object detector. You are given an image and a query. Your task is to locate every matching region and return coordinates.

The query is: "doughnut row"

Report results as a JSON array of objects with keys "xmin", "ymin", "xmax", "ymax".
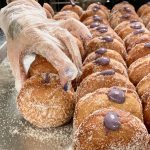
[
  {"xmin": 15, "ymin": 2, "xmax": 150, "ymax": 149},
  {"xmin": 73, "ymin": 2, "xmax": 149, "ymax": 150},
  {"xmin": 110, "ymin": 1, "xmax": 150, "ymax": 133},
  {"xmin": 138, "ymin": 2, "xmax": 150, "ymax": 30}
]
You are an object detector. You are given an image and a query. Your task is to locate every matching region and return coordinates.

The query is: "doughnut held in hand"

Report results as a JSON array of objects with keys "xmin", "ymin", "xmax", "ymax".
[{"xmin": 17, "ymin": 73, "xmax": 75, "ymax": 128}]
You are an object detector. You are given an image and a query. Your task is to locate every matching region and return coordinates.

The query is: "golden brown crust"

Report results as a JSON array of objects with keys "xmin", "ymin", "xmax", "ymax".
[
  {"xmin": 89, "ymin": 25, "xmax": 124, "ymax": 44},
  {"xmin": 141, "ymin": 92, "xmax": 150, "ymax": 132},
  {"xmin": 111, "ymin": 1, "xmax": 135, "ymax": 13},
  {"xmin": 127, "ymin": 43, "xmax": 150, "ymax": 66},
  {"xmin": 137, "ymin": 73, "xmax": 150, "ymax": 97},
  {"xmin": 74, "ymin": 87, "xmax": 143, "ymax": 129},
  {"xmin": 115, "ymin": 21, "xmax": 145, "ymax": 40},
  {"xmin": 28, "ymin": 55, "xmax": 58, "ymax": 77},
  {"xmin": 87, "ymin": 36, "xmax": 127, "ymax": 59},
  {"xmin": 83, "ymin": 49, "xmax": 126, "ymax": 67},
  {"xmin": 87, "ymin": 3, "xmax": 110, "ymax": 17},
  {"xmin": 128, "ymin": 54, "xmax": 150, "ymax": 85},
  {"xmin": 80, "ymin": 9, "xmax": 107, "ymax": 22},
  {"xmin": 76, "ymin": 72, "xmax": 135, "ymax": 100},
  {"xmin": 137, "ymin": 3, "xmax": 150, "ymax": 17},
  {"xmin": 53, "ymin": 11, "xmax": 80, "ymax": 20},
  {"xmin": 61, "ymin": 5, "xmax": 83, "ymax": 17},
  {"xmin": 82, "ymin": 16, "xmax": 109, "ymax": 26},
  {"xmin": 74, "ymin": 108, "xmax": 149, "ymax": 150},
  {"xmin": 141, "ymin": 12, "xmax": 150, "ymax": 26},
  {"xmin": 124, "ymin": 32, "xmax": 150, "ymax": 52},
  {"xmin": 110, "ymin": 13, "xmax": 142, "ymax": 29},
  {"xmin": 17, "ymin": 73, "xmax": 75, "ymax": 128},
  {"xmin": 78, "ymin": 58, "xmax": 128, "ymax": 84}
]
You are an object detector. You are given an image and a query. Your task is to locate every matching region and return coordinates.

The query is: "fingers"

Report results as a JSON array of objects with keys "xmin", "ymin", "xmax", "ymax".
[
  {"xmin": 24, "ymin": 29, "xmax": 78, "ymax": 87},
  {"xmin": 43, "ymin": 3, "xmax": 54, "ymax": 16},
  {"xmin": 53, "ymin": 27, "xmax": 82, "ymax": 76},
  {"xmin": 59, "ymin": 18, "xmax": 92, "ymax": 45}
]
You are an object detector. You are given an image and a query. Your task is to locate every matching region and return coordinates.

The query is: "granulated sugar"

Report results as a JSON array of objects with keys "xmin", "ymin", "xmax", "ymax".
[{"xmin": 0, "ymin": 60, "xmax": 73, "ymax": 150}]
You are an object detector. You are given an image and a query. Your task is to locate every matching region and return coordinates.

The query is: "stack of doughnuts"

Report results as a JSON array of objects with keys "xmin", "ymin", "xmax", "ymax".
[
  {"xmin": 110, "ymin": 1, "xmax": 150, "ymax": 133},
  {"xmin": 74, "ymin": 2, "xmax": 149, "ymax": 149}
]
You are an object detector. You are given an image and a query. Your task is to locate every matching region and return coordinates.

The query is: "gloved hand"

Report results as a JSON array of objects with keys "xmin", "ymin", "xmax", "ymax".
[{"xmin": 0, "ymin": 0, "xmax": 91, "ymax": 92}]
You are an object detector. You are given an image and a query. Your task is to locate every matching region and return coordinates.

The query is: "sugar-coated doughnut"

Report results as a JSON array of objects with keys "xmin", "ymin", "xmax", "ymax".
[
  {"xmin": 28, "ymin": 55, "xmax": 57, "ymax": 77},
  {"xmin": 115, "ymin": 21, "xmax": 145, "ymax": 40},
  {"xmin": 141, "ymin": 92, "xmax": 150, "ymax": 132},
  {"xmin": 87, "ymin": 36, "xmax": 127, "ymax": 58},
  {"xmin": 87, "ymin": 2, "xmax": 110, "ymax": 17},
  {"xmin": 128, "ymin": 54, "xmax": 150, "ymax": 85},
  {"xmin": 76, "ymin": 70, "xmax": 135, "ymax": 100},
  {"xmin": 137, "ymin": 2, "xmax": 150, "ymax": 17},
  {"xmin": 111, "ymin": 1, "xmax": 135, "ymax": 13},
  {"xmin": 61, "ymin": 4, "xmax": 83, "ymax": 17},
  {"xmin": 137, "ymin": 73, "xmax": 150, "ymax": 97},
  {"xmin": 124, "ymin": 32, "xmax": 150, "ymax": 52},
  {"xmin": 127, "ymin": 42, "xmax": 150, "ymax": 66},
  {"xmin": 82, "ymin": 15, "xmax": 109, "ymax": 26},
  {"xmin": 53, "ymin": 11, "xmax": 80, "ymax": 20},
  {"xmin": 74, "ymin": 108, "xmax": 149, "ymax": 150},
  {"xmin": 78, "ymin": 57, "xmax": 128, "ymax": 84},
  {"xmin": 80, "ymin": 9, "xmax": 107, "ymax": 22},
  {"xmin": 74, "ymin": 87, "xmax": 143, "ymax": 129},
  {"xmin": 89, "ymin": 24, "xmax": 124, "ymax": 44},
  {"xmin": 83, "ymin": 48, "xmax": 126, "ymax": 67},
  {"xmin": 17, "ymin": 73, "xmax": 75, "ymax": 128}
]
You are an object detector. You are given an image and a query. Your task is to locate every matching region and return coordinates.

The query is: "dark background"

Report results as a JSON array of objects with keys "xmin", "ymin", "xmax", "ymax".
[{"xmin": 0, "ymin": 0, "xmax": 150, "ymax": 11}]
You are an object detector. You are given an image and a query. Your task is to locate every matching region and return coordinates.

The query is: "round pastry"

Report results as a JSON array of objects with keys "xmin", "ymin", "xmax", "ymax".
[
  {"xmin": 128, "ymin": 54, "xmax": 150, "ymax": 85},
  {"xmin": 115, "ymin": 21, "xmax": 145, "ymax": 39},
  {"xmin": 141, "ymin": 12, "xmax": 150, "ymax": 26},
  {"xmin": 83, "ymin": 48, "xmax": 126, "ymax": 67},
  {"xmin": 28, "ymin": 55, "xmax": 58, "ymax": 77},
  {"xmin": 124, "ymin": 31, "xmax": 150, "ymax": 52},
  {"xmin": 80, "ymin": 9, "xmax": 107, "ymax": 22},
  {"xmin": 87, "ymin": 2, "xmax": 110, "ymax": 17},
  {"xmin": 76, "ymin": 70, "xmax": 135, "ymax": 100},
  {"xmin": 137, "ymin": 73, "xmax": 150, "ymax": 97},
  {"xmin": 61, "ymin": 4, "xmax": 83, "ymax": 17},
  {"xmin": 137, "ymin": 2, "xmax": 150, "ymax": 17},
  {"xmin": 87, "ymin": 36, "xmax": 127, "ymax": 59},
  {"xmin": 89, "ymin": 24, "xmax": 124, "ymax": 44},
  {"xmin": 17, "ymin": 73, "xmax": 75, "ymax": 128},
  {"xmin": 82, "ymin": 15, "xmax": 109, "ymax": 26},
  {"xmin": 111, "ymin": 1, "xmax": 135, "ymax": 13},
  {"xmin": 114, "ymin": 20, "xmax": 139, "ymax": 34},
  {"xmin": 140, "ymin": 92, "xmax": 150, "ymax": 132},
  {"xmin": 74, "ymin": 108, "xmax": 149, "ymax": 150},
  {"xmin": 110, "ymin": 13, "xmax": 142, "ymax": 29},
  {"xmin": 127, "ymin": 42, "xmax": 150, "ymax": 66},
  {"xmin": 53, "ymin": 11, "xmax": 80, "ymax": 20},
  {"xmin": 78, "ymin": 57, "xmax": 128, "ymax": 84},
  {"xmin": 74, "ymin": 87, "xmax": 143, "ymax": 129}
]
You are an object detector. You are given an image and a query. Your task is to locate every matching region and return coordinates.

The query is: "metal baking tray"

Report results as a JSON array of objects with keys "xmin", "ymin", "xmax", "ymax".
[{"xmin": 0, "ymin": 34, "xmax": 72, "ymax": 150}]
